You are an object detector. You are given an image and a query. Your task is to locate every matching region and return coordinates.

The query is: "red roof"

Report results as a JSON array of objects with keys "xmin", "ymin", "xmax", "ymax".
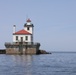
[
  {"xmin": 27, "ymin": 19, "xmax": 31, "ymax": 22},
  {"xmin": 13, "ymin": 29, "xmax": 31, "ymax": 35}
]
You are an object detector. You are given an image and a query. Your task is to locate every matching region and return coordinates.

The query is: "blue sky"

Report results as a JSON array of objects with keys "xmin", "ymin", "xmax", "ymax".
[{"xmin": 0, "ymin": 0, "xmax": 76, "ymax": 52}]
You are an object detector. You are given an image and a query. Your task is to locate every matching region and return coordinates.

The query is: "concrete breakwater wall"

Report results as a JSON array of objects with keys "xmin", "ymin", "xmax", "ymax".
[
  {"xmin": 0, "ymin": 49, "xmax": 51, "ymax": 54},
  {"xmin": 5, "ymin": 42, "xmax": 40, "ymax": 54}
]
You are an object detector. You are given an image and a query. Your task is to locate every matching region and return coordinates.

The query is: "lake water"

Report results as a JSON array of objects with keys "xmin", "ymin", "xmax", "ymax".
[{"xmin": 0, "ymin": 52, "xmax": 76, "ymax": 75}]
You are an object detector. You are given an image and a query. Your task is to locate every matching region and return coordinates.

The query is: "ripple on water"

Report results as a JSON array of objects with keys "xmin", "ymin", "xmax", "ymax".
[{"xmin": 0, "ymin": 53, "xmax": 76, "ymax": 75}]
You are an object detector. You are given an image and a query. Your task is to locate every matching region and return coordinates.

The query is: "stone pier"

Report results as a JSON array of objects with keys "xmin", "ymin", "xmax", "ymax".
[{"xmin": 5, "ymin": 42, "xmax": 40, "ymax": 54}]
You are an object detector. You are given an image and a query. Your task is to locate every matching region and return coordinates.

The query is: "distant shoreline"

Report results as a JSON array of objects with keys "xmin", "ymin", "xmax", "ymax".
[{"xmin": 51, "ymin": 51, "xmax": 76, "ymax": 53}]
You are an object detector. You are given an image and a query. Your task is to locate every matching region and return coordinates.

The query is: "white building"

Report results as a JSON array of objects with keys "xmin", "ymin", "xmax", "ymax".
[{"xmin": 13, "ymin": 19, "xmax": 34, "ymax": 44}]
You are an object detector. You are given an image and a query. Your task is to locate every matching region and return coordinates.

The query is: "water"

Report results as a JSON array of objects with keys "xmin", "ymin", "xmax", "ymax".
[{"xmin": 0, "ymin": 52, "xmax": 76, "ymax": 75}]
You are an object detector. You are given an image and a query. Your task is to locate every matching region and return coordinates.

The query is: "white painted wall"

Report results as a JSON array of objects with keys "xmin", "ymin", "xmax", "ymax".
[
  {"xmin": 24, "ymin": 27, "xmax": 33, "ymax": 34},
  {"xmin": 13, "ymin": 35, "xmax": 32, "ymax": 42}
]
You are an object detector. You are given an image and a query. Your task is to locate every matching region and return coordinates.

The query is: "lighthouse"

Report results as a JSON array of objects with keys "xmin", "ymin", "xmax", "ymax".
[
  {"xmin": 13, "ymin": 19, "xmax": 34, "ymax": 44},
  {"xmin": 5, "ymin": 19, "xmax": 40, "ymax": 54},
  {"xmin": 24, "ymin": 19, "xmax": 34, "ymax": 43}
]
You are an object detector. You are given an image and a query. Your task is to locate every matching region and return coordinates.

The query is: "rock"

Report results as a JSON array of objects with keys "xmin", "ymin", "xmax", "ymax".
[
  {"xmin": 37, "ymin": 50, "xmax": 51, "ymax": 54},
  {"xmin": 0, "ymin": 49, "xmax": 6, "ymax": 54}
]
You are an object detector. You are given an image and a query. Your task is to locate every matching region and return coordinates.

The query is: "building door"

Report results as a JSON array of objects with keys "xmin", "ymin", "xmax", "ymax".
[
  {"xmin": 19, "ymin": 37, "xmax": 23, "ymax": 54},
  {"xmin": 21, "ymin": 37, "xmax": 23, "ymax": 42}
]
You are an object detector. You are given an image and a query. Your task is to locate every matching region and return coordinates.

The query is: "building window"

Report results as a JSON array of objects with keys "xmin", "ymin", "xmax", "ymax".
[
  {"xmin": 16, "ymin": 36, "xmax": 18, "ymax": 40},
  {"xmin": 25, "ymin": 36, "xmax": 28, "ymax": 40},
  {"xmin": 27, "ymin": 27, "xmax": 30, "ymax": 30}
]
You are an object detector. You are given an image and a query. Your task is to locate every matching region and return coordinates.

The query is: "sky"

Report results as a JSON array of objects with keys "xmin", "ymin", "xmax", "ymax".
[{"xmin": 0, "ymin": 0, "xmax": 76, "ymax": 52}]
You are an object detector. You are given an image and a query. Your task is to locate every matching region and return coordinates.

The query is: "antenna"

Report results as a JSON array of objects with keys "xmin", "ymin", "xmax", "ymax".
[{"xmin": 26, "ymin": 14, "xmax": 28, "ymax": 21}]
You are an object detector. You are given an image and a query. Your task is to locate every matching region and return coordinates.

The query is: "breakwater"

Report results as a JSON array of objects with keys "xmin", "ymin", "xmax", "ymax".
[
  {"xmin": 0, "ymin": 49, "xmax": 6, "ymax": 54},
  {"xmin": 0, "ymin": 49, "xmax": 51, "ymax": 54}
]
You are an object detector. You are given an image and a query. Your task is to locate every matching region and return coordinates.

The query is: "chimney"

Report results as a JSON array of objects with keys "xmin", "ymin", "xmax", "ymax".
[{"xmin": 13, "ymin": 25, "xmax": 16, "ymax": 33}]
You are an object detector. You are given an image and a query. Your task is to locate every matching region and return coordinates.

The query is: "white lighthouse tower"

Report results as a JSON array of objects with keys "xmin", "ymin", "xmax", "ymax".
[
  {"xmin": 24, "ymin": 19, "xmax": 34, "ymax": 43},
  {"xmin": 24, "ymin": 19, "xmax": 34, "ymax": 34}
]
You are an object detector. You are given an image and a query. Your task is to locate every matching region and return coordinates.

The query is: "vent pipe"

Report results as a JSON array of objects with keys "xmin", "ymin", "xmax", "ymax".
[{"xmin": 13, "ymin": 25, "xmax": 16, "ymax": 33}]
